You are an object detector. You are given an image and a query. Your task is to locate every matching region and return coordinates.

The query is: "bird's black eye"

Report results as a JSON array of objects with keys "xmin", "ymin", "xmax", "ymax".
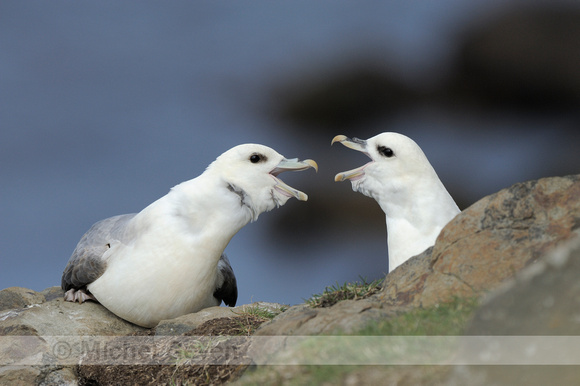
[
  {"xmin": 249, "ymin": 153, "xmax": 264, "ymax": 163},
  {"xmin": 378, "ymin": 146, "xmax": 394, "ymax": 158}
]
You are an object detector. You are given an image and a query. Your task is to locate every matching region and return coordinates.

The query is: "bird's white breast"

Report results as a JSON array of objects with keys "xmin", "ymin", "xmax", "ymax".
[{"xmin": 88, "ymin": 177, "xmax": 250, "ymax": 327}]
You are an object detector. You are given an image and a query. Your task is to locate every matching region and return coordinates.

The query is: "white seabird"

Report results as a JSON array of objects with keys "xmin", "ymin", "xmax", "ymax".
[
  {"xmin": 332, "ymin": 133, "xmax": 460, "ymax": 273},
  {"xmin": 62, "ymin": 144, "xmax": 318, "ymax": 327}
]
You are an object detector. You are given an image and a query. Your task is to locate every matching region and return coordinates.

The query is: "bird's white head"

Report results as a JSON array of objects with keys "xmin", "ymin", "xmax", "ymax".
[
  {"xmin": 331, "ymin": 132, "xmax": 460, "ymax": 272},
  {"xmin": 331, "ymin": 132, "xmax": 434, "ymax": 204},
  {"xmin": 206, "ymin": 144, "xmax": 318, "ymax": 221}
]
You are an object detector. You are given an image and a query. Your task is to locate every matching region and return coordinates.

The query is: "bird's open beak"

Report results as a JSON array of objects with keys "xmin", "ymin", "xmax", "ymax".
[
  {"xmin": 270, "ymin": 158, "xmax": 318, "ymax": 201},
  {"xmin": 331, "ymin": 135, "xmax": 370, "ymax": 182}
]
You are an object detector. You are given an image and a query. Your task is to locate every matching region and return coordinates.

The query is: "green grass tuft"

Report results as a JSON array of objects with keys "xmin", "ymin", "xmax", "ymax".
[
  {"xmin": 306, "ymin": 276, "xmax": 384, "ymax": 308},
  {"xmin": 235, "ymin": 304, "xmax": 287, "ymax": 320}
]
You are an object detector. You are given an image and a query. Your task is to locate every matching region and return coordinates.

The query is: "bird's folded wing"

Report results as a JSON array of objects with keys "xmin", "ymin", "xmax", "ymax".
[
  {"xmin": 61, "ymin": 214, "xmax": 136, "ymax": 291},
  {"xmin": 213, "ymin": 253, "xmax": 238, "ymax": 307}
]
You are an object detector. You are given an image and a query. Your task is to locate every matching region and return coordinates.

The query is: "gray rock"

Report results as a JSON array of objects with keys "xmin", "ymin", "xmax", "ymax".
[
  {"xmin": 40, "ymin": 286, "xmax": 64, "ymax": 302},
  {"xmin": 256, "ymin": 299, "xmax": 398, "ymax": 336},
  {"xmin": 38, "ymin": 367, "xmax": 78, "ymax": 386},
  {"xmin": 446, "ymin": 235, "xmax": 580, "ymax": 386},
  {"xmin": 155, "ymin": 306, "xmax": 240, "ymax": 336},
  {"xmin": 0, "ymin": 365, "xmax": 41, "ymax": 385},
  {"xmin": 467, "ymin": 234, "xmax": 580, "ymax": 335},
  {"xmin": 155, "ymin": 302, "xmax": 285, "ymax": 336},
  {"xmin": 0, "ymin": 293, "xmax": 286, "ymax": 384},
  {"xmin": 0, "ymin": 287, "xmax": 46, "ymax": 312},
  {"xmin": 0, "ymin": 293, "xmax": 146, "ymax": 385},
  {"xmin": 0, "ymin": 298, "xmax": 146, "ymax": 337},
  {"xmin": 0, "ymin": 365, "xmax": 78, "ymax": 386},
  {"xmin": 255, "ymin": 304, "xmax": 316, "ymax": 336}
]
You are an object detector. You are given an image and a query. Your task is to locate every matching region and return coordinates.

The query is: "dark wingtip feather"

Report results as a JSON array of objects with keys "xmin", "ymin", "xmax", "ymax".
[{"xmin": 213, "ymin": 254, "xmax": 238, "ymax": 307}]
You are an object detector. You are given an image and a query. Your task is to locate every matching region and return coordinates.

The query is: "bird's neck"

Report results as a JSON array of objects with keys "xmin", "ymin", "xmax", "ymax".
[
  {"xmin": 378, "ymin": 176, "xmax": 460, "ymax": 272},
  {"xmin": 385, "ymin": 212, "xmax": 443, "ymax": 272},
  {"xmin": 377, "ymin": 171, "xmax": 459, "ymax": 227},
  {"xmin": 139, "ymin": 174, "xmax": 254, "ymax": 248}
]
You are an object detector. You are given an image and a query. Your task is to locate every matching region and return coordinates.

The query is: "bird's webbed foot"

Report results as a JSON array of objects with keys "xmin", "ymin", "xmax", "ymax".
[{"xmin": 63, "ymin": 288, "xmax": 98, "ymax": 303}]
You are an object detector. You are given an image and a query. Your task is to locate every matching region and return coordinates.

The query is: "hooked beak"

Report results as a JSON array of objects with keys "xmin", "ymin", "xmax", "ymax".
[
  {"xmin": 331, "ymin": 135, "xmax": 370, "ymax": 182},
  {"xmin": 270, "ymin": 158, "xmax": 318, "ymax": 201}
]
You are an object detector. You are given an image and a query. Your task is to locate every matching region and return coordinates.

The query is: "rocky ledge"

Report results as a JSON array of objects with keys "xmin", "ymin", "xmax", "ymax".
[{"xmin": 1, "ymin": 174, "xmax": 580, "ymax": 385}]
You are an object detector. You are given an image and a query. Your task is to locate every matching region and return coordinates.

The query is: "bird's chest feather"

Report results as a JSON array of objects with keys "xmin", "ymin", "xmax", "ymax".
[{"xmin": 89, "ymin": 220, "xmax": 222, "ymax": 307}]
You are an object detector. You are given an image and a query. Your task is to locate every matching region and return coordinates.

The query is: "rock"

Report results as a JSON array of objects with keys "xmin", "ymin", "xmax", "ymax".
[
  {"xmin": 0, "ymin": 297, "xmax": 146, "ymax": 337},
  {"xmin": 155, "ymin": 306, "xmax": 241, "ymax": 336},
  {"xmin": 256, "ymin": 174, "xmax": 580, "ymax": 336},
  {"xmin": 377, "ymin": 246, "xmax": 433, "ymax": 307},
  {"xmin": 0, "ymin": 290, "xmax": 147, "ymax": 385},
  {"xmin": 447, "ymin": 234, "xmax": 580, "ymax": 386},
  {"xmin": 256, "ymin": 299, "xmax": 398, "ymax": 336},
  {"xmin": 0, "ymin": 365, "xmax": 78, "ymax": 386},
  {"xmin": 465, "ymin": 234, "xmax": 580, "ymax": 336},
  {"xmin": 0, "ymin": 287, "xmax": 47, "ymax": 312},
  {"xmin": 256, "ymin": 304, "xmax": 317, "ymax": 336},
  {"xmin": 40, "ymin": 286, "xmax": 65, "ymax": 302},
  {"xmin": 0, "ymin": 289, "xmax": 285, "ymax": 385},
  {"xmin": 39, "ymin": 367, "xmax": 79, "ymax": 385},
  {"xmin": 2, "ymin": 174, "xmax": 580, "ymax": 385},
  {"xmin": 156, "ymin": 302, "xmax": 285, "ymax": 336},
  {"xmin": 0, "ymin": 366, "xmax": 41, "ymax": 385},
  {"xmin": 382, "ymin": 174, "xmax": 580, "ymax": 308}
]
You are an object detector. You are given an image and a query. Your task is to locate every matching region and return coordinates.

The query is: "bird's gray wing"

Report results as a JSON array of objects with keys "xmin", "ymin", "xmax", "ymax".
[
  {"xmin": 61, "ymin": 214, "xmax": 136, "ymax": 291},
  {"xmin": 213, "ymin": 253, "xmax": 238, "ymax": 307}
]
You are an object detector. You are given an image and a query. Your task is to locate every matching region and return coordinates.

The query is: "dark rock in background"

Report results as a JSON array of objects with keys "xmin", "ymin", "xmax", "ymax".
[
  {"xmin": 448, "ymin": 6, "xmax": 580, "ymax": 111},
  {"xmin": 272, "ymin": 66, "xmax": 417, "ymax": 133},
  {"xmin": 265, "ymin": 5, "xmax": 580, "ymax": 252}
]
